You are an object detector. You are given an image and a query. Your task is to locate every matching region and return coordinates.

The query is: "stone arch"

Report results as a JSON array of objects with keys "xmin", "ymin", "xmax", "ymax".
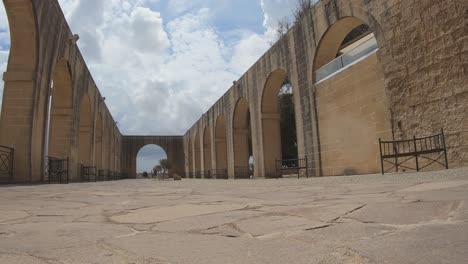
[
  {"xmin": 102, "ymin": 117, "xmax": 110, "ymax": 170},
  {"xmin": 94, "ymin": 111, "xmax": 103, "ymax": 169},
  {"xmin": 232, "ymin": 97, "xmax": 253, "ymax": 178},
  {"xmin": 136, "ymin": 144, "xmax": 167, "ymax": 176},
  {"xmin": 214, "ymin": 114, "xmax": 227, "ymax": 172},
  {"xmin": 193, "ymin": 130, "xmax": 201, "ymax": 178},
  {"xmin": 110, "ymin": 129, "xmax": 116, "ymax": 171},
  {"xmin": 203, "ymin": 124, "xmax": 212, "ymax": 177},
  {"xmin": 114, "ymin": 132, "xmax": 119, "ymax": 172},
  {"xmin": 187, "ymin": 136, "xmax": 193, "ymax": 178},
  {"xmin": 48, "ymin": 58, "xmax": 74, "ymax": 159},
  {"xmin": 311, "ymin": 15, "xmax": 392, "ymax": 176},
  {"xmin": 313, "ymin": 17, "xmax": 380, "ymax": 73},
  {"xmin": 121, "ymin": 136, "xmax": 185, "ymax": 179},
  {"xmin": 261, "ymin": 69, "xmax": 299, "ymax": 178},
  {"xmin": 313, "ymin": 2, "xmax": 387, "ymax": 51},
  {"xmin": 1, "ymin": 0, "xmax": 38, "ymax": 74},
  {"xmin": 0, "ymin": 1, "xmax": 40, "ymax": 182},
  {"xmin": 78, "ymin": 94, "xmax": 92, "ymax": 165}
]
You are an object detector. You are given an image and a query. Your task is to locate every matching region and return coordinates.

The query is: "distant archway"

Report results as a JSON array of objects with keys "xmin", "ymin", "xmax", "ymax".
[
  {"xmin": 95, "ymin": 112, "xmax": 103, "ymax": 169},
  {"xmin": 78, "ymin": 94, "xmax": 92, "ymax": 165},
  {"xmin": 187, "ymin": 137, "xmax": 193, "ymax": 178},
  {"xmin": 203, "ymin": 125, "xmax": 212, "ymax": 178},
  {"xmin": 121, "ymin": 136, "xmax": 185, "ymax": 179},
  {"xmin": 232, "ymin": 97, "xmax": 253, "ymax": 179},
  {"xmin": 102, "ymin": 120, "xmax": 110, "ymax": 170},
  {"xmin": 215, "ymin": 115, "xmax": 228, "ymax": 172},
  {"xmin": 137, "ymin": 144, "xmax": 167, "ymax": 178}
]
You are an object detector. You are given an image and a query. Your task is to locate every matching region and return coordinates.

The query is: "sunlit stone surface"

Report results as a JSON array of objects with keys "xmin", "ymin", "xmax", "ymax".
[{"xmin": 0, "ymin": 168, "xmax": 467, "ymax": 263}]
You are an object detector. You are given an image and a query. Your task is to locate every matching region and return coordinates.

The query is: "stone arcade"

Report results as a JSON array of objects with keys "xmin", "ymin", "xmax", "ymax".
[{"xmin": 0, "ymin": 0, "xmax": 466, "ymax": 183}]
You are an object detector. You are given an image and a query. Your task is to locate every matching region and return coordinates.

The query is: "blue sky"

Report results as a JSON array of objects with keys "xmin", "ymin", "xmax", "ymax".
[{"xmin": 0, "ymin": 0, "xmax": 300, "ymax": 172}]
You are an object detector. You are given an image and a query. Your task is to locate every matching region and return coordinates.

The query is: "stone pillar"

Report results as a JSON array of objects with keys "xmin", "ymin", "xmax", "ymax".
[
  {"xmin": 233, "ymin": 129, "xmax": 249, "ymax": 176},
  {"xmin": 215, "ymin": 137, "xmax": 227, "ymax": 170},
  {"xmin": 0, "ymin": 71, "xmax": 39, "ymax": 182},
  {"xmin": 261, "ymin": 113, "xmax": 281, "ymax": 178}
]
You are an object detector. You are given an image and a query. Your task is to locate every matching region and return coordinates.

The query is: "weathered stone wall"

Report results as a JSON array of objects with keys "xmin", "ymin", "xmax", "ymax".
[
  {"xmin": 373, "ymin": 0, "xmax": 468, "ymax": 167},
  {"xmin": 1, "ymin": 0, "xmax": 123, "ymax": 182},
  {"xmin": 184, "ymin": 0, "xmax": 467, "ymax": 177}
]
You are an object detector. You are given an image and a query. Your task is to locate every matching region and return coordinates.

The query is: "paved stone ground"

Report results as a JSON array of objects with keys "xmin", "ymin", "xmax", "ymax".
[{"xmin": 1, "ymin": 168, "xmax": 467, "ymax": 264}]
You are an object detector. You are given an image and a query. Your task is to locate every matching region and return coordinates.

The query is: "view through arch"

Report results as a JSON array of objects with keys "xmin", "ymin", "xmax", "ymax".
[
  {"xmin": 137, "ymin": 144, "xmax": 167, "ymax": 178},
  {"xmin": 261, "ymin": 70, "xmax": 299, "ymax": 178},
  {"xmin": 0, "ymin": 4, "xmax": 9, "ymax": 115},
  {"xmin": 233, "ymin": 97, "xmax": 254, "ymax": 179}
]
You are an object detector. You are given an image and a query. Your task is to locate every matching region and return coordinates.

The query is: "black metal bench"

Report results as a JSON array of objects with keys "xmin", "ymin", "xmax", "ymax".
[
  {"xmin": 234, "ymin": 166, "xmax": 253, "ymax": 179},
  {"xmin": 275, "ymin": 157, "xmax": 309, "ymax": 178},
  {"xmin": 379, "ymin": 129, "xmax": 449, "ymax": 174},
  {"xmin": 0, "ymin": 145, "xmax": 14, "ymax": 183}
]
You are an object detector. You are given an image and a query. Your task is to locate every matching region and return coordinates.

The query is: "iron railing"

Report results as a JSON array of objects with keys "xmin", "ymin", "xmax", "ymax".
[
  {"xmin": 379, "ymin": 129, "xmax": 449, "ymax": 174},
  {"xmin": 46, "ymin": 156, "xmax": 69, "ymax": 184},
  {"xmin": 315, "ymin": 36, "xmax": 378, "ymax": 83},
  {"xmin": 98, "ymin": 169, "xmax": 109, "ymax": 181},
  {"xmin": 211, "ymin": 169, "xmax": 228, "ymax": 179},
  {"xmin": 234, "ymin": 166, "xmax": 253, "ymax": 179},
  {"xmin": 275, "ymin": 157, "xmax": 309, "ymax": 178},
  {"xmin": 82, "ymin": 166, "xmax": 97, "ymax": 182},
  {"xmin": 119, "ymin": 173, "xmax": 128, "ymax": 180},
  {"xmin": 0, "ymin": 145, "xmax": 14, "ymax": 183}
]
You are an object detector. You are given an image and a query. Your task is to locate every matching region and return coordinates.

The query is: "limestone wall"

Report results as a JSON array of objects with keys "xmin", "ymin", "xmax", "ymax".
[
  {"xmin": 315, "ymin": 53, "xmax": 392, "ymax": 176},
  {"xmin": 0, "ymin": 0, "xmax": 123, "ymax": 182},
  {"xmin": 184, "ymin": 0, "xmax": 468, "ymax": 177}
]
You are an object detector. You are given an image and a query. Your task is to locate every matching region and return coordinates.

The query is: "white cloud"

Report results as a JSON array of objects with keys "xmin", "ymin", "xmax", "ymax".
[{"xmin": 0, "ymin": 0, "xmax": 298, "ymax": 135}]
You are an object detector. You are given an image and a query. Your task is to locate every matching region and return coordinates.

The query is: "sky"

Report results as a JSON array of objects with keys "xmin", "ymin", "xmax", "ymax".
[{"xmin": 0, "ymin": 0, "xmax": 305, "ymax": 172}]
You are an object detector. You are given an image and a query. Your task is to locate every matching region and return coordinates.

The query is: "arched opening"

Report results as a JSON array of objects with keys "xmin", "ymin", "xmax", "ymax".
[
  {"xmin": 261, "ymin": 70, "xmax": 298, "ymax": 178},
  {"xmin": 78, "ymin": 95, "xmax": 92, "ymax": 166},
  {"xmin": 95, "ymin": 112, "xmax": 103, "ymax": 169},
  {"xmin": 202, "ymin": 125, "xmax": 212, "ymax": 178},
  {"xmin": 0, "ymin": 1, "xmax": 36, "ymax": 107},
  {"xmin": 187, "ymin": 137, "xmax": 193, "ymax": 178},
  {"xmin": 0, "ymin": 4, "xmax": 9, "ymax": 112},
  {"xmin": 47, "ymin": 59, "xmax": 74, "ymax": 159},
  {"xmin": 193, "ymin": 131, "xmax": 201, "ymax": 178},
  {"xmin": 314, "ymin": 18, "xmax": 378, "ymax": 83},
  {"xmin": 233, "ymin": 97, "xmax": 254, "ymax": 179},
  {"xmin": 115, "ymin": 133, "xmax": 119, "ymax": 172},
  {"xmin": 114, "ymin": 134, "xmax": 119, "ymax": 172},
  {"xmin": 214, "ymin": 115, "xmax": 228, "ymax": 178},
  {"xmin": 137, "ymin": 144, "xmax": 167, "ymax": 178},
  {"xmin": 312, "ymin": 17, "xmax": 391, "ymax": 176}
]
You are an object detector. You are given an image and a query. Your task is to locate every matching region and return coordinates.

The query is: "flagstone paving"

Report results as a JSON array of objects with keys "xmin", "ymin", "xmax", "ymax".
[{"xmin": 1, "ymin": 168, "xmax": 467, "ymax": 264}]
